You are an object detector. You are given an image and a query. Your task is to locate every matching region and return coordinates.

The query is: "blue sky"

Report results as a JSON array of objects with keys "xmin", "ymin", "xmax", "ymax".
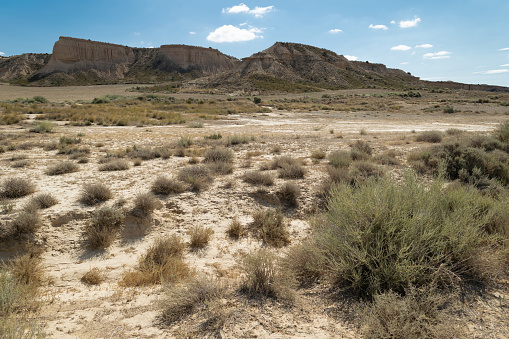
[{"xmin": 1, "ymin": 0, "xmax": 508, "ymax": 86}]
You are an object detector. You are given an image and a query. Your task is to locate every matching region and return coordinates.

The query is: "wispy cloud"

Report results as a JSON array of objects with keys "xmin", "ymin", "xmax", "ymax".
[
  {"xmin": 423, "ymin": 51, "xmax": 451, "ymax": 59},
  {"xmin": 329, "ymin": 29, "xmax": 343, "ymax": 34},
  {"xmin": 222, "ymin": 3, "xmax": 274, "ymax": 18},
  {"xmin": 207, "ymin": 24, "xmax": 262, "ymax": 43},
  {"xmin": 501, "ymin": 63, "xmax": 509, "ymax": 67},
  {"xmin": 369, "ymin": 24, "xmax": 388, "ymax": 30},
  {"xmin": 400, "ymin": 17, "xmax": 421, "ymax": 28},
  {"xmin": 391, "ymin": 45, "xmax": 412, "ymax": 51},
  {"xmin": 344, "ymin": 55, "xmax": 358, "ymax": 61},
  {"xmin": 499, "ymin": 47, "xmax": 509, "ymax": 51},
  {"xmin": 400, "ymin": 62, "xmax": 410, "ymax": 65},
  {"xmin": 189, "ymin": 32, "xmax": 196, "ymax": 35},
  {"xmin": 0, "ymin": 52, "xmax": 5, "ymax": 56},
  {"xmin": 474, "ymin": 69, "xmax": 508, "ymax": 75},
  {"xmin": 416, "ymin": 44, "xmax": 433, "ymax": 49}
]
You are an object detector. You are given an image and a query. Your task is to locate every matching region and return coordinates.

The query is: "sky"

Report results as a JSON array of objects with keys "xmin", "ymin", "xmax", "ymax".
[{"xmin": 1, "ymin": 0, "xmax": 508, "ymax": 86}]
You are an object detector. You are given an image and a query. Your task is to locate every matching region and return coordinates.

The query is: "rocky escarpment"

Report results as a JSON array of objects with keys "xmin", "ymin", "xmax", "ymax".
[
  {"xmin": 2, "ymin": 37, "xmax": 238, "ymax": 85},
  {"xmin": 0, "ymin": 53, "xmax": 51, "ymax": 82},
  {"xmin": 191, "ymin": 42, "xmax": 421, "ymax": 92}
]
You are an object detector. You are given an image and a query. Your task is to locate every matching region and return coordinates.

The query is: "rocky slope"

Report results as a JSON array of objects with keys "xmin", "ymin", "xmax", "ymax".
[{"xmin": 189, "ymin": 42, "xmax": 422, "ymax": 92}]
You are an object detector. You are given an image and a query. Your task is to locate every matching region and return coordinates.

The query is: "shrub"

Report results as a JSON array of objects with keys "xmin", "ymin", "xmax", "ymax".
[
  {"xmin": 121, "ymin": 236, "xmax": 189, "ymax": 286},
  {"xmin": 328, "ymin": 150, "xmax": 351, "ymax": 168},
  {"xmin": 59, "ymin": 135, "xmax": 81, "ymax": 145},
  {"xmin": 188, "ymin": 226, "xmax": 214, "ymax": 249},
  {"xmin": 10, "ymin": 210, "xmax": 41, "ymax": 235},
  {"xmin": 310, "ymin": 149, "xmax": 326, "ymax": 160},
  {"xmin": 1, "ymin": 177, "xmax": 36, "ymax": 199},
  {"xmin": 276, "ymin": 182, "xmax": 300, "ymax": 207},
  {"xmin": 270, "ymin": 156, "xmax": 305, "ymax": 179},
  {"xmin": 7, "ymin": 250, "xmax": 45, "ymax": 286},
  {"xmin": 28, "ymin": 193, "xmax": 58, "ymax": 209},
  {"xmin": 206, "ymin": 162, "xmax": 234, "ymax": 175},
  {"xmin": 131, "ymin": 192, "xmax": 158, "ymax": 219},
  {"xmin": 79, "ymin": 183, "xmax": 113, "ymax": 206},
  {"xmin": 226, "ymin": 134, "xmax": 252, "ymax": 146},
  {"xmin": 29, "ymin": 121, "xmax": 56, "ymax": 133},
  {"xmin": 161, "ymin": 276, "xmax": 226, "ymax": 324},
  {"xmin": 46, "ymin": 161, "xmax": 79, "ymax": 175},
  {"xmin": 151, "ymin": 176, "xmax": 186, "ymax": 195},
  {"xmin": 203, "ymin": 147, "xmax": 234, "ymax": 163},
  {"xmin": 11, "ymin": 159, "xmax": 30, "ymax": 168},
  {"xmin": 98, "ymin": 159, "xmax": 130, "ymax": 171},
  {"xmin": 350, "ymin": 140, "xmax": 372, "ymax": 159},
  {"xmin": 178, "ymin": 136, "xmax": 193, "ymax": 148},
  {"xmin": 251, "ymin": 209, "xmax": 290, "ymax": 247},
  {"xmin": 240, "ymin": 248, "xmax": 295, "ymax": 301},
  {"xmin": 350, "ymin": 161, "xmax": 384, "ymax": 182},
  {"xmin": 360, "ymin": 287, "xmax": 456, "ymax": 339},
  {"xmin": 496, "ymin": 121, "xmax": 509, "ymax": 143},
  {"xmin": 177, "ymin": 165, "xmax": 213, "ymax": 192},
  {"xmin": 205, "ymin": 133, "xmax": 222, "ymax": 140},
  {"xmin": 81, "ymin": 268, "xmax": 103, "ymax": 285},
  {"xmin": 443, "ymin": 105, "xmax": 455, "ymax": 113},
  {"xmin": 416, "ymin": 130, "xmax": 444, "ymax": 143},
  {"xmin": 242, "ymin": 171, "xmax": 274, "ymax": 186},
  {"xmin": 84, "ymin": 207, "xmax": 125, "ymax": 248},
  {"xmin": 310, "ymin": 175, "xmax": 506, "ymax": 298},
  {"xmin": 226, "ymin": 217, "xmax": 245, "ymax": 239}
]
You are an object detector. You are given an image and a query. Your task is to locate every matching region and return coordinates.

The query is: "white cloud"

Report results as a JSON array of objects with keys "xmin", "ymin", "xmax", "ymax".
[
  {"xmin": 391, "ymin": 45, "xmax": 412, "ymax": 51},
  {"xmin": 207, "ymin": 25, "xmax": 262, "ymax": 43},
  {"xmin": 390, "ymin": 20, "xmax": 396, "ymax": 24},
  {"xmin": 222, "ymin": 3, "xmax": 274, "ymax": 17},
  {"xmin": 189, "ymin": 31, "xmax": 196, "ymax": 35},
  {"xmin": 400, "ymin": 17, "xmax": 421, "ymax": 28},
  {"xmin": 134, "ymin": 32, "xmax": 141, "ymax": 36},
  {"xmin": 423, "ymin": 51, "xmax": 451, "ymax": 59},
  {"xmin": 482, "ymin": 69, "xmax": 508, "ymax": 74},
  {"xmin": 223, "ymin": 3, "xmax": 250, "ymax": 14},
  {"xmin": 344, "ymin": 55, "xmax": 358, "ymax": 61},
  {"xmin": 416, "ymin": 44, "xmax": 433, "ymax": 49},
  {"xmin": 329, "ymin": 28, "xmax": 343, "ymax": 34},
  {"xmin": 499, "ymin": 47, "xmax": 509, "ymax": 51},
  {"xmin": 369, "ymin": 24, "xmax": 388, "ymax": 30},
  {"xmin": 501, "ymin": 63, "xmax": 509, "ymax": 67},
  {"xmin": 400, "ymin": 62, "xmax": 410, "ymax": 65},
  {"xmin": 0, "ymin": 52, "xmax": 5, "ymax": 56}
]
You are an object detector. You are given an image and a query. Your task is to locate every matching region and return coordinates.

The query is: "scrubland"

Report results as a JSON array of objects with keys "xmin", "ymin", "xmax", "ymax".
[{"xmin": 0, "ymin": 86, "xmax": 508, "ymax": 338}]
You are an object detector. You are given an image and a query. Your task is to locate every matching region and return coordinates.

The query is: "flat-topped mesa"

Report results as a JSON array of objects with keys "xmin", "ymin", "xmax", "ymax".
[
  {"xmin": 155, "ymin": 45, "xmax": 237, "ymax": 74},
  {"xmin": 36, "ymin": 37, "xmax": 136, "ymax": 78}
]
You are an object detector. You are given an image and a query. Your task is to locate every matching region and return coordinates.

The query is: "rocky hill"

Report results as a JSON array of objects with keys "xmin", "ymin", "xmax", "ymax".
[
  {"xmin": 189, "ymin": 42, "xmax": 422, "ymax": 92},
  {"xmin": 1, "ymin": 37, "xmax": 239, "ymax": 85}
]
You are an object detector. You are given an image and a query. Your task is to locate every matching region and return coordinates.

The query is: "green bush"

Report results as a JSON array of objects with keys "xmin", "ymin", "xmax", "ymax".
[{"xmin": 307, "ymin": 174, "xmax": 507, "ymax": 298}]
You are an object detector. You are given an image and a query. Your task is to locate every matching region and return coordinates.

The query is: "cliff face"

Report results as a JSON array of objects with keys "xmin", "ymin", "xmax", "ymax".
[
  {"xmin": 155, "ymin": 45, "xmax": 237, "ymax": 74},
  {"xmin": 31, "ymin": 37, "xmax": 238, "ymax": 83}
]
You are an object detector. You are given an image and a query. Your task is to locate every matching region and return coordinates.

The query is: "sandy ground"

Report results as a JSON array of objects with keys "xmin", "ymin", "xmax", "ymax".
[{"xmin": 1, "ymin": 87, "xmax": 509, "ymax": 338}]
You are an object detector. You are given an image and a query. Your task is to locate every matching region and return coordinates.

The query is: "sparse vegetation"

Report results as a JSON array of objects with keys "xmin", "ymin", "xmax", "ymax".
[
  {"xmin": 226, "ymin": 217, "xmax": 245, "ymax": 239},
  {"xmin": 28, "ymin": 193, "xmax": 58, "ymax": 209},
  {"xmin": 131, "ymin": 192, "xmax": 158, "ymax": 219},
  {"xmin": 242, "ymin": 170, "xmax": 274, "ymax": 186},
  {"xmin": 251, "ymin": 208, "xmax": 290, "ymax": 247},
  {"xmin": 151, "ymin": 176, "xmax": 186, "ymax": 195},
  {"xmin": 98, "ymin": 159, "xmax": 130, "ymax": 171},
  {"xmin": 1, "ymin": 177, "xmax": 36, "ymax": 199},
  {"xmin": 84, "ymin": 207, "xmax": 125, "ymax": 248},
  {"xmin": 277, "ymin": 182, "xmax": 300, "ymax": 207},
  {"xmin": 416, "ymin": 130, "xmax": 444, "ymax": 143},
  {"xmin": 81, "ymin": 268, "xmax": 103, "ymax": 285},
  {"xmin": 46, "ymin": 161, "xmax": 79, "ymax": 175},
  {"xmin": 79, "ymin": 183, "xmax": 113, "ymax": 206},
  {"xmin": 177, "ymin": 165, "xmax": 213, "ymax": 192},
  {"xmin": 188, "ymin": 226, "xmax": 214, "ymax": 249}
]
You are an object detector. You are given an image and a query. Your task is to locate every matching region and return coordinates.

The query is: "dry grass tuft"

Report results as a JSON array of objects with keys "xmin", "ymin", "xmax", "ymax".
[
  {"xmin": 151, "ymin": 176, "xmax": 186, "ymax": 195},
  {"xmin": 6, "ymin": 249, "xmax": 45, "ymax": 286},
  {"xmin": 251, "ymin": 209, "xmax": 290, "ymax": 247},
  {"xmin": 203, "ymin": 147, "xmax": 234, "ymax": 163},
  {"xmin": 416, "ymin": 130, "xmax": 444, "ymax": 143},
  {"xmin": 328, "ymin": 150, "xmax": 351, "ymax": 168},
  {"xmin": 46, "ymin": 161, "xmax": 79, "ymax": 175},
  {"xmin": 242, "ymin": 171, "xmax": 274, "ymax": 186},
  {"xmin": 188, "ymin": 226, "xmax": 214, "ymax": 249},
  {"xmin": 79, "ymin": 183, "xmax": 113, "ymax": 206},
  {"xmin": 226, "ymin": 217, "xmax": 245, "ymax": 239},
  {"xmin": 277, "ymin": 182, "xmax": 301, "ymax": 207},
  {"xmin": 161, "ymin": 276, "xmax": 227, "ymax": 324},
  {"xmin": 131, "ymin": 192, "xmax": 158, "ymax": 219},
  {"xmin": 121, "ymin": 235, "xmax": 190, "ymax": 286},
  {"xmin": 1, "ymin": 177, "xmax": 36, "ymax": 199},
  {"xmin": 98, "ymin": 159, "xmax": 130, "ymax": 171},
  {"xmin": 81, "ymin": 268, "xmax": 104, "ymax": 285},
  {"xmin": 10, "ymin": 210, "xmax": 41, "ymax": 236},
  {"xmin": 240, "ymin": 248, "xmax": 295, "ymax": 301},
  {"xmin": 28, "ymin": 193, "xmax": 58, "ymax": 210},
  {"xmin": 177, "ymin": 165, "xmax": 213, "ymax": 192},
  {"xmin": 84, "ymin": 207, "xmax": 125, "ymax": 248}
]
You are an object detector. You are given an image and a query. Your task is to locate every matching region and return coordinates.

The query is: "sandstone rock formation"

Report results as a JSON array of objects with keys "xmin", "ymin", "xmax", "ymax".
[{"xmin": 0, "ymin": 53, "xmax": 50, "ymax": 82}]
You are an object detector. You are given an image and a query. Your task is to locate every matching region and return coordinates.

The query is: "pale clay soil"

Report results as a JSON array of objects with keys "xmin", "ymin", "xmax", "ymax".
[{"xmin": 1, "ymin": 87, "xmax": 509, "ymax": 338}]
